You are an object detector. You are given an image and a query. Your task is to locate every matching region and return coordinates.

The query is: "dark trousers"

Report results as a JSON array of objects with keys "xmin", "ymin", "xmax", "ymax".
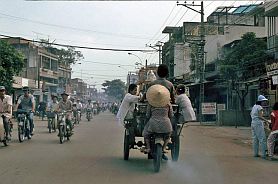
[{"xmin": 2, "ymin": 116, "xmax": 10, "ymax": 138}]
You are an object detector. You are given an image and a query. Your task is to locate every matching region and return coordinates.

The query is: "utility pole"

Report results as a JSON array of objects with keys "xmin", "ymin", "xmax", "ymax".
[
  {"xmin": 147, "ymin": 41, "xmax": 163, "ymax": 65},
  {"xmin": 177, "ymin": 1, "xmax": 205, "ymax": 123}
]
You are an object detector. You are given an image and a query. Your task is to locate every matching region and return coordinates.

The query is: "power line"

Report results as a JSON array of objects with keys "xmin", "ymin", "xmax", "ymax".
[
  {"xmin": 0, "ymin": 12, "xmax": 154, "ymax": 40},
  {"xmin": 0, "ymin": 29, "xmax": 147, "ymax": 48},
  {"xmin": 147, "ymin": 3, "xmax": 177, "ymax": 45},
  {"xmin": 72, "ymin": 71, "xmax": 126, "ymax": 78},
  {"xmin": 81, "ymin": 60, "xmax": 134, "ymax": 67},
  {"xmin": 0, "ymin": 34, "xmax": 155, "ymax": 52}
]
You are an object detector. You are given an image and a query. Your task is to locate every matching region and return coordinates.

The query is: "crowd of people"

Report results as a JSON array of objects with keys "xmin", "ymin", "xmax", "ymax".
[
  {"xmin": 0, "ymin": 85, "xmax": 109, "ymax": 144},
  {"xmin": 1, "ymin": 64, "xmax": 277, "ymax": 161}
]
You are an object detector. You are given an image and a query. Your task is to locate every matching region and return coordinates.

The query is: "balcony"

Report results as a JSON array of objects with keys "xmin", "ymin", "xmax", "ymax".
[
  {"xmin": 40, "ymin": 68, "xmax": 59, "ymax": 79},
  {"xmin": 267, "ymin": 35, "xmax": 278, "ymax": 58}
]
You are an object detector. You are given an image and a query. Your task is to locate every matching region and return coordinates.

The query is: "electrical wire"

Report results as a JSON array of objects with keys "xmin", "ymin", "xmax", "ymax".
[
  {"xmin": 0, "ymin": 12, "xmax": 154, "ymax": 40},
  {"xmin": 0, "ymin": 34, "xmax": 155, "ymax": 52}
]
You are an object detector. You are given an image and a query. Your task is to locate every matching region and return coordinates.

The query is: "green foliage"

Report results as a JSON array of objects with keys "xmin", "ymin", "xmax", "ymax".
[
  {"xmin": 40, "ymin": 39, "xmax": 84, "ymax": 65},
  {"xmin": 0, "ymin": 40, "xmax": 24, "ymax": 93},
  {"xmin": 102, "ymin": 79, "xmax": 126, "ymax": 101},
  {"xmin": 219, "ymin": 32, "xmax": 269, "ymax": 81}
]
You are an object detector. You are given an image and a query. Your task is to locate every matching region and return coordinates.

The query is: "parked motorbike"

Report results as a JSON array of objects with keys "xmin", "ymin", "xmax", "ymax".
[
  {"xmin": 0, "ymin": 114, "xmax": 12, "ymax": 146},
  {"xmin": 47, "ymin": 111, "xmax": 57, "ymax": 133},
  {"xmin": 57, "ymin": 111, "xmax": 72, "ymax": 144},
  {"xmin": 17, "ymin": 109, "xmax": 32, "ymax": 142}
]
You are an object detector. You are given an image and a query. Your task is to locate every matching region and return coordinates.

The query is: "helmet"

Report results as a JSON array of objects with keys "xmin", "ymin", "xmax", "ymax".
[{"xmin": 257, "ymin": 95, "xmax": 268, "ymax": 102}]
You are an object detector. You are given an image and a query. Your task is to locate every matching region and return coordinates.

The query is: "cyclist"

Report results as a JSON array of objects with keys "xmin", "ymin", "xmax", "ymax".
[
  {"xmin": 15, "ymin": 86, "xmax": 35, "ymax": 136},
  {"xmin": 86, "ymin": 99, "xmax": 93, "ymax": 119},
  {"xmin": 57, "ymin": 92, "xmax": 73, "ymax": 134},
  {"xmin": 46, "ymin": 93, "xmax": 59, "ymax": 130},
  {"xmin": 76, "ymin": 99, "xmax": 83, "ymax": 120}
]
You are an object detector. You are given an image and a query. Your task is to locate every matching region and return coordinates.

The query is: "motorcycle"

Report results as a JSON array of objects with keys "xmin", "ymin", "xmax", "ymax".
[
  {"xmin": 73, "ymin": 110, "xmax": 81, "ymax": 124},
  {"xmin": 86, "ymin": 109, "xmax": 92, "ymax": 121},
  {"xmin": 93, "ymin": 108, "xmax": 98, "ymax": 116},
  {"xmin": 47, "ymin": 111, "xmax": 57, "ymax": 133},
  {"xmin": 57, "ymin": 111, "xmax": 72, "ymax": 144},
  {"xmin": 0, "ymin": 114, "xmax": 12, "ymax": 146},
  {"xmin": 17, "ymin": 109, "xmax": 32, "ymax": 142}
]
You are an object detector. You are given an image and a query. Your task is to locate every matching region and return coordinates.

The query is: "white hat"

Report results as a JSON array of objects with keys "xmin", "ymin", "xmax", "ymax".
[
  {"xmin": 257, "ymin": 95, "xmax": 268, "ymax": 102},
  {"xmin": 146, "ymin": 84, "xmax": 170, "ymax": 107}
]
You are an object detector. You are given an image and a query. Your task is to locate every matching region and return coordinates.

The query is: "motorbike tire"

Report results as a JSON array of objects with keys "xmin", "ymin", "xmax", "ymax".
[
  {"xmin": 59, "ymin": 125, "xmax": 64, "ymax": 144},
  {"xmin": 3, "ymin": 139, "xmax": 8, "ymax": 146},
  {"xmin": 66, "ymin": 129, "xmax": 70, "ymax": 141},
  {"xmin": 52, "ymin": 119, "xmax": 56, "ymax": 132},
  {"xmin": 48, "ymin": 119, "xmax": 52, "ymax": 133},
  {"xmin": 153, "ymin": 143, "xmax": 162, "ymax": 173},
  {"xmin": 18, "ymin": 125, "xmax": 24, "ymax": 143},
  {"xmin": 171, "ymin": 135, "xmax": 180, "ymax": 162},
  {"xmin": 123, "ymin": 130, "xmax": 130, "ymax": 160}
]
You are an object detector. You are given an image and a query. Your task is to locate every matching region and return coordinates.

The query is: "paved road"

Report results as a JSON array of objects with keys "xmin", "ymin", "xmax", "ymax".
[{"xmin": 0, "ymin": 112, "xmax": 277, "ymax": 184}]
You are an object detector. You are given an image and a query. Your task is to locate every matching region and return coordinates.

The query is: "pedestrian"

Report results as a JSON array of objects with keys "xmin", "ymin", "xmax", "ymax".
[
  {"xmin": 267, "ymin": 102, "xmax": 278, "ymax": 160},
  {"xmin": 0, "ymin": 86, "xmax": 13, "ymax": 140},
  {"xmin": 142, "ymin": 84, "xmax": 173, "ymax": 154},
  {"xmin": 250, "ymin": 95, "xmax": 269, "ymax": 159},
  {"xmin": 116, "ymin": 84, "xmax": 140, "ymax": 126},
  {"xmin": 175, "ymin": 84, "xmax": 196, "ymax": 123}
]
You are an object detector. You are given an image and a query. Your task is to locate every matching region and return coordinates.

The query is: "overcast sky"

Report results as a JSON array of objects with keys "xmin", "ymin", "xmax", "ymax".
[{"xmin": 0, "ymin": 0, "xmax": 262, "ymax": 89}]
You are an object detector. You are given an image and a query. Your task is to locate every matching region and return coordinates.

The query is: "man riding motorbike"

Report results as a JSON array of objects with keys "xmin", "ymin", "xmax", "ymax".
[
  {"xmin": 0, "ymin": 86, "xmax": 12, "ymax": 140},
  {"xmin": 86, "ymin": 99, "xmax": 93, "ymax": 119},
  {"xmin": 76, "ymin": 99, "xmax": 83, "ymax": 120},
  {"xmin": 46, "ymin": 93, "xmax": 59, "ymax": 130},
  {"xmin": 15, "ymin": 86, "xmax": 35, "ymax": 136},
  {"xmin": 57, "ymin": 92, "xmax": 73, "ymax": 134}
]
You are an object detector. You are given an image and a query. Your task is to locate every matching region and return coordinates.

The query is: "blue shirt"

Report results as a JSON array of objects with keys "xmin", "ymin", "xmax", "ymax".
[{"xmin": 250, "ymin": 104, "xmax": 263, "ymax": 125}]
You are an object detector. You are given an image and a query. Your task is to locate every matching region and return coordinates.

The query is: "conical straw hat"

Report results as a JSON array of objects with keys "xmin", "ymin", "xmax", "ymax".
[{"xmin": 146, "ymin": 84, "xmax": 170, "ymax": 107}]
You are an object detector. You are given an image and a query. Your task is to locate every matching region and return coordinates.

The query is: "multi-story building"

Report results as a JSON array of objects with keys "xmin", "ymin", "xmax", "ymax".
[
  {"xmin": 71, "ymin": 78, "xmax": 87, "ymax": 100},
  {"xmin": 58, "ymin": 62, "xmax": 72, "ymax": 94},
  {"xmin": 3, "ymin": 37, "xmax": 59, "ymax": 102},
  {"xmin": 161, "ymin": 3, "xmax": 267, "ymax": 122}
]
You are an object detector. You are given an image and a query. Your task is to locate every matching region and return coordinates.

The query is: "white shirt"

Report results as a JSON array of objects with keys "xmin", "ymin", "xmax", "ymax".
[
  {"xmin": 175, "ymin": 94, "xmax": 196, "ymax": 122},
  {"xmin": 76, "ymin": 102, "xmax": 83, "ymax": 110},
  {"xmin": 250, "ymin": 104, "xmax": 263, "ymax": 125},
  {"xmin": 0, "ymin": 95, "xmax": 12, "ymax": 118},
  {"xmin": 116, "ymin": 93, "xmax": 139, "ymax": 126}
]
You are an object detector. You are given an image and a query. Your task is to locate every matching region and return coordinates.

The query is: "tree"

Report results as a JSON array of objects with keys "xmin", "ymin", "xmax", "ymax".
[
  {"xmin": 102, "ymin": 79, "xmax": 126, "ymax": 101},
  {"xmin": 40, "ymin": 39, "xmax": 84, "ymax": 65},
  {"xmin": 0, "ymin": 40, "xmax": 24, "ymax": 93},
  {"xmin": 218, "ymin": 32, "xmax": 270, "ymax": 110}
]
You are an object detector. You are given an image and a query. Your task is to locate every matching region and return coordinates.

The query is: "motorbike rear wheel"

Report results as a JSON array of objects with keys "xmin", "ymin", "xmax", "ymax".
[
  {"xmin": 171, "ymin": 134, "xmax": 180, "ymax": 161},
  {"xmin": 153, "ymin": 143, "xmax": 162, "ymax": 173},
  {"xmin": 18, "ymin": 125, "xmax": 24, "ymax": 143},
  {"xmin": 123, "ymin": 129, "xmax": 130, "ymax": 160},
  {"xmin": 48, "ymin": 119, "xmax": 52, "ymax": 133},
  {"xmin": 59, "ymin": 125, "xmax": 64, "ymax": 144}
]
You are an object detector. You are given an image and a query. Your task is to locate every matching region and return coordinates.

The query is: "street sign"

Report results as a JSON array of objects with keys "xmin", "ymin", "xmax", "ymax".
[{"xmin": 202, "ymin": 102, "xmax": 216, "ymax": 115}]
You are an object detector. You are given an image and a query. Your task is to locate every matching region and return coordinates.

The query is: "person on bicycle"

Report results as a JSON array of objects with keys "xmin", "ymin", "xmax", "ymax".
[
  {"xmin": 47, "ymin": 93, "xmax": 59, "ymax": 128},
  {"xmin": 76, "ymin": 99, "xmax": 83, "ymax": 119},
  {"xmin": 0, "ymin": 86, "xmax": 12, "ymax": 140},
  {"xmin": 57, "ymin": 92, "xmax": 73, "ymax": 133},
  {"xmin": 86, "ymin": 100, "xmax": 93, "ymax": 112},
  {"xmin": 15, "ymin": 86, "xmax": 36, "ymax": 136}
]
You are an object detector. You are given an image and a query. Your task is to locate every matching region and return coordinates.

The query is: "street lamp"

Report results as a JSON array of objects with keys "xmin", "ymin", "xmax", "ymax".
[{"xmin": 128, "ymin": 52, "xmax": 143, "ymax": 65}]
